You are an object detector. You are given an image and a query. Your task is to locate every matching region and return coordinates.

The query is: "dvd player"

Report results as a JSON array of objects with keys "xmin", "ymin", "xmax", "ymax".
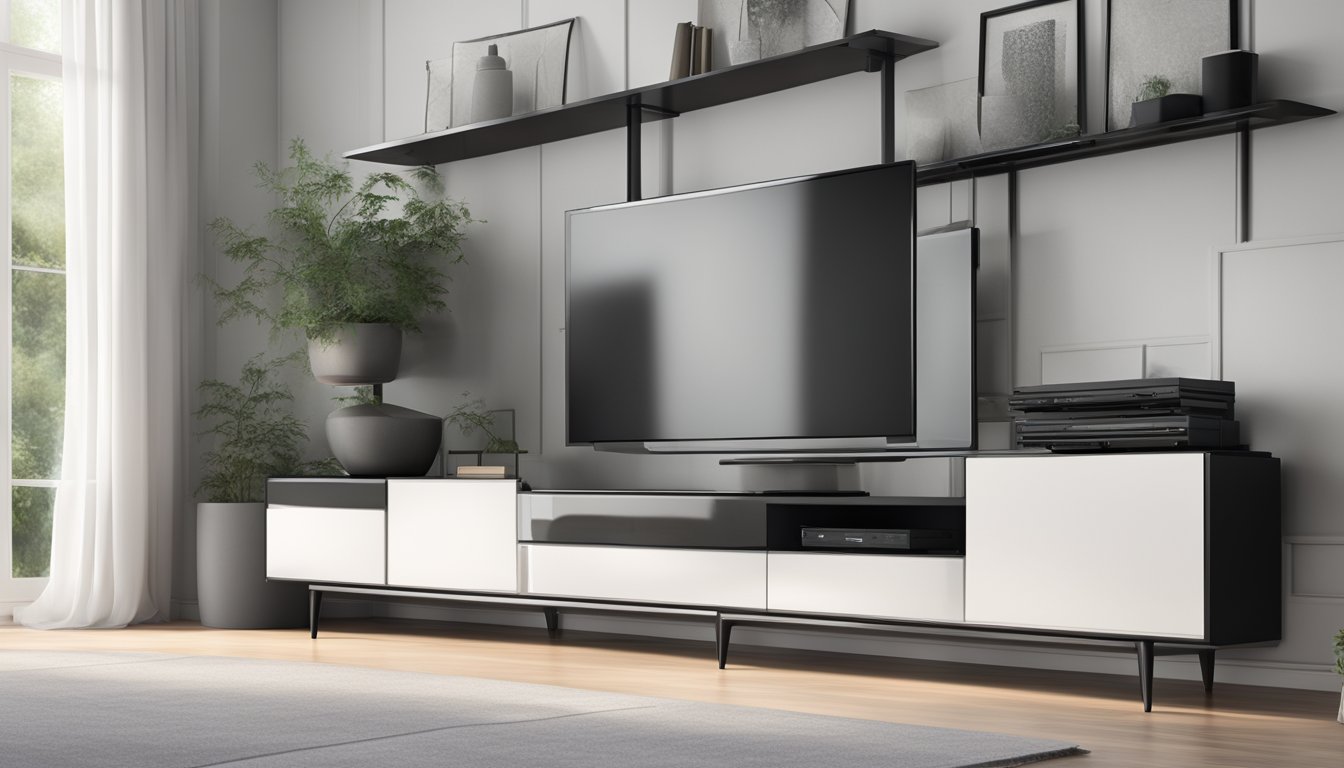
[
  {"xmin": 1010, "ymin": 377, "xmax": 1235, "ymax": 415},
  {"xmin": 800, "ymin": 527, "xmax": 960, "ymax": 552}
]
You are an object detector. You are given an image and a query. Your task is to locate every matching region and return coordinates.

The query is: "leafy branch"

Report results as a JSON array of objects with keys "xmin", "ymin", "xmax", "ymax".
[
  {"xmin": 445, "ymin": 393, "xmax": 520, "ymax": 453},
  {"xmin": 196, "ymin": 353, "xmax": 340, "ymax": 503},
  {"xmin": 208, "ymin": 138, "xmax": 478, "ymax": 343},
  {"xmin": 1333, "ymin": 627, "xmax": 1344, "ymax": 678},
  {"xmin": 1136, "ymin": 74, "xmax": 1172, "ymax": 102}
]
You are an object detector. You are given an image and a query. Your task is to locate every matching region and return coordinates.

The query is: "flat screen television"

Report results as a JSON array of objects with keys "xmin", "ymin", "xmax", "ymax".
[{"xmin": 566, "ymin": 161, "xmax": 968, "ymax": 454}]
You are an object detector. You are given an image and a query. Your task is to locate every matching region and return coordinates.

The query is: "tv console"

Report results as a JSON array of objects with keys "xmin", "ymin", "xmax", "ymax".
[{"xmin": 266, "ymin": 450, "xmax": 1279, "ymax": 712}]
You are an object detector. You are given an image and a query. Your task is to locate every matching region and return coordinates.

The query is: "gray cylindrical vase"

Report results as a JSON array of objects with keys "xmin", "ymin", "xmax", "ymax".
[
  {"xmin": 197, "ymin": 502, "xmax": 307, "ymax": 629},
  {"xmin": 471, "ymin": 43, "xmax": 513, "ymax": 122},
  {"xmin": 308, "ymin": 323, "xmax": 402, "ymax": 385},
  {"xmin": 327, "ymin": 402, "xmax": 443, "ymax": 477}
]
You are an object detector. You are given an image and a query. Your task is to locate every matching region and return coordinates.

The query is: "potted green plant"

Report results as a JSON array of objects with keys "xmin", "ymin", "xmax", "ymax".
[
  {"xmin": 1333, "ymin": 627, "xmax": 1344, "ymax": 723},
  {"xmin": 195, "ymin": 354, "xmax": 337, "ymax": 628},
  {"xmin": 1130, "ymin": 74, "xmax": 1202, "ymax": 127},
  {"xmin": 209, "ymin": 137, "xmax": 476, "ymax": 384}
]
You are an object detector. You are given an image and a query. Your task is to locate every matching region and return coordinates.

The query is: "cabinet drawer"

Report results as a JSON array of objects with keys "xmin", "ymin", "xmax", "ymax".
[
  {"xmin": 387, "ymin": 479, "xmax": 517, "ymax": 593},
  {"xmin": 266, "ymin": 505, "xmax": 386, "ymax": 585},
  {"xmin": 521, "ymin": 544, "xmax": 766, "ymax": 609},
  {"xmin": 965, "ymin": 453, "xmax": 1206, "ymax": 639},
  {"xmin": 767, "ymin": 553, "xmax": 964, "ymax": 622}
]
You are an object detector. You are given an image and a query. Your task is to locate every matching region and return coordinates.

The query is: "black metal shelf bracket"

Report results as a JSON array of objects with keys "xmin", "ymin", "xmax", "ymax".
[
  {"xmin": 874, "ymin": 52, "xmax": 896, "ymax": 164},
  {"xmin": 626, "ymin": 100, "xmax": 680, "ymax": 202},
  {"xmin": 626, "ymin": 98, "xmax": 642, "ymax": 201}
]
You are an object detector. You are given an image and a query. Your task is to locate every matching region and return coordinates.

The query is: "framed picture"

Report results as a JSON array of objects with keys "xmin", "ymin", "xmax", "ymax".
[
  {"xmin": 905, "ymin": 78, "xmax": 983, "ymax": 165},
  {"xmin": 425, "ymin": 18, "xmax": 575, "ymax": 132},
  {"xmin": 698, "ymin": 0, "xmax": 850, "ymax": 69},
  {"xmin": 978, "ymin": 0, "xmax": 1084, "ymax": 153},
  {"xmin": 1106, "ymin": 0, "xmax": 1238, "ymax": 130}
]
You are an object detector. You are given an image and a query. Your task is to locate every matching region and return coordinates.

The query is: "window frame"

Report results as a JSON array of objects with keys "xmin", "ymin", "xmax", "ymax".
[{"xmin": 1, "ymin": 39, "xmax": 62, "ymax": 604}]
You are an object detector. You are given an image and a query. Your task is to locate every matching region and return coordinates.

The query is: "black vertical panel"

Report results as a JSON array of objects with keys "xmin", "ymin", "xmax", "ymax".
[{"xmin": 1205, "ymin": 452, "xmax": 1281, "ymax": 645}]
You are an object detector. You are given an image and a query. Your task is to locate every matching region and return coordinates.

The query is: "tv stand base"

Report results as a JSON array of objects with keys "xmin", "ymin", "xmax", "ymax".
[
  {"xmin": 303, "ymin": 583, "xmax": 1228, "ymax": 713},
  {"xmin": 716, "ymin": 613, "xmax": 1226, "ymax": 713}
]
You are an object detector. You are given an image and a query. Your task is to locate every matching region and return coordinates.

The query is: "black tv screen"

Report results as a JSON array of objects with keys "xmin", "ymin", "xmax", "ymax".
[{"xmin": 565, "ymin": 162, "xmax": 916, "ymax": 452}]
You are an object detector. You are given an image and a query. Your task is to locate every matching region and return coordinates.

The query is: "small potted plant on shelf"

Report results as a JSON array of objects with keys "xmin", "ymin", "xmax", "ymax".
[
  {"xmin": 209, "ymin": 137, "xmax": 477, "ymax": 385},
  {"xmin": 1130, "ymin": 74, "xmax": 1203, "ymax": 127},
  {"xmin": 195, "ymin": 354, "xmax": 338, "ymax": 628},
  {"xmin": 1333, "ymin": 627, "xmax": 1344, "ymax": 723},
  {"xmin": 444, "ymin": 394, "xmax": 524, "ymax": 478}
]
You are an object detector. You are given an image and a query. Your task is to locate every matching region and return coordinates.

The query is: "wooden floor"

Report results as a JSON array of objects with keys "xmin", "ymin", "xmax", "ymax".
[{"xmin": 1, "ymin": 618, "xmax": 1339, "ymax": 766}]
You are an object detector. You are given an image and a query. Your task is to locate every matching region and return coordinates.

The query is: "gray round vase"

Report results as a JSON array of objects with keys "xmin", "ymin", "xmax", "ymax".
[
  {"xmin": 196, "ymin": 502, "xmax": 307, "ymax": 628},
  {"xmin": 327, "ymin": 402, "xmax": 443, "ymax": 477},
  {"xmin": 308, "ymin": 322, "xmax": 402, "ymax": 385}
]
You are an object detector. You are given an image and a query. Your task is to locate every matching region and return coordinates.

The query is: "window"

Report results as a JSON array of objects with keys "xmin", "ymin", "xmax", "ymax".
[{"xmin": 1, "ymin": 0, "xmax": 62, "ymax": 606}]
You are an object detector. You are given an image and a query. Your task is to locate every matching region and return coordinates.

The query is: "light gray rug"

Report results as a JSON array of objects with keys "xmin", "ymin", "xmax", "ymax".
[{"xmin": 0, "ymin": 650, "xmax": 1084, "ymax": 767}]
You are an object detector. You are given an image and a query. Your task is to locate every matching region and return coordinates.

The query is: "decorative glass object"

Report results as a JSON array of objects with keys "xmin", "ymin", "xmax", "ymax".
[
  {"xmin": 443, "ymin": 408, "xmax": 524, "ymax": 479},
  {"xmin": 425, "ymin": 19, "xmax": 574, "ymax": 132}
]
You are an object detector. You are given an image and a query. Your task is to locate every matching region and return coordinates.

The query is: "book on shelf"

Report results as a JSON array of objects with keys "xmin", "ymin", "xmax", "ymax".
[
  {"xmin": 456, "ymin": 465, "xmax": 508, "ymax": 478},
  {"xmin": 669, "ymin": 21, "xmax": 712, "ymax": 79},
  {"xmin": 693, "ymin": 25, "xmax": 712, "ymax": 75}
]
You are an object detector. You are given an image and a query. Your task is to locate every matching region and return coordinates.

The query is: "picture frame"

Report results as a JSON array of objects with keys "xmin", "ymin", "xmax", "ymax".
[
  {"xmin": 905, "ymin": 78, "xmax": 983, "ymax": 165},
  {"xmin": 978, "ymin": 0, "xmax": 1085, "ymax": 153},
  {"xmin": 697, "ymin": 0, "xmax": 851, "ymax": 69},
  {"xmin": 1105, "ymin": 0, "xmax": 1238, "ymax": 131},
  {"xmin": 425, "ymin": 18, "xmax": 575, "ymax": 132}
]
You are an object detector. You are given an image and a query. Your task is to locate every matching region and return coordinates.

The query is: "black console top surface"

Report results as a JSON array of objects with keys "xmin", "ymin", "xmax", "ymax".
[{"xmin": 525, "ymin": 489, "xmax": 869, "ymax": 497}]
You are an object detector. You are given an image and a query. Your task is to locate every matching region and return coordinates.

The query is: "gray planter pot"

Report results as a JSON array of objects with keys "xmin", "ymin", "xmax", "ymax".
[
  {"xmin": 308, "ymin": 322, "xmax": 402, "ymax": 385},
  {"xmin": 327, "ymin": 402, "xmax": 443, "ymax": 477},
  {"xmin": 196, "ymin": 502, "xmax": 307, "ymax": 629}
]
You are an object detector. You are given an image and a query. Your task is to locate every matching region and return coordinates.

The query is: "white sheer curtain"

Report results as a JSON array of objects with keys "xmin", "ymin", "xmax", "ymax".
[{"xmin": 15, "ymin": 0, "xmax": 198, "ymax": 628}]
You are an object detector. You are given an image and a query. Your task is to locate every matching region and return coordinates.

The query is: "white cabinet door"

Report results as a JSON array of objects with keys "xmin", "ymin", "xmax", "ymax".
[
  {"xmin": 266, "ymin": 505, "xmax": 386, "ymax": 585},
  {"xmin": 387, "ymin": 479, "xmax": 518, "ymax": 593},
  {"xmin": 767, "ymin": 553, "xmax": 964, "ymax": 622},
  {"xmin": 521, "ymin": 544, "xmax": 766, "ymax": 609},
  {"xmin": 965, "ymin": 453, "xmax": 1206, "ymax": 639}
]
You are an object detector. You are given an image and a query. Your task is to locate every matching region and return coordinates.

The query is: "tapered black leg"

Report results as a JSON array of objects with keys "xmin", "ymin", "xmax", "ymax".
[
  {"xmin": 309, "ymin": 589, "xmax": 323, "ymax": 639},
  {"xmin": 1136, "ymin": 640, "xmax": 1155, "ymax": 712},
  {"xmin": 1198, "ymin": 649, "xmax": 1215, "ymax": 692},
  {"xmin": 716, "ymin": 615, "xmax": 733, "ymax": 669},
  {"xmin": 543, "ymin": 607, "xmax": 559, "ymax": 637}
]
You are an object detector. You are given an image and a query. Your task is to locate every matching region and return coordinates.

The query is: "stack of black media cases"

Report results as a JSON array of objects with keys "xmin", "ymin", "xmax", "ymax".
[{"xmin": 1009, "ymin": 377, "xmax": 1242, "ymax": 451}]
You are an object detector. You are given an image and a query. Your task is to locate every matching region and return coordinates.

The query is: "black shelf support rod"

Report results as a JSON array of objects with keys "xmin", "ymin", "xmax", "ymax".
[
  {"xmin": 626, "ymin": 99, "xmax": 680, "ymax": 202},
  {"xmin": 627, "ymin": 97, "xmax": 642, "ymax": 201},
  {"xmin": 872, "ymin": 52, "xmax": 896, "ymax": 164}
]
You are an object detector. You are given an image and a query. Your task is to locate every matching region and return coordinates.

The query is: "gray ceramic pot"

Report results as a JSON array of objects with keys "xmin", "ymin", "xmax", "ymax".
[
  {"xmin": 196, "ymin": 502, "xmax": 307, "ymax": 628},
  {"xmin": 327, "ymin": 402, "xmax": 443, "ymax": 477},
  {"xmin": 308, "ymin": 322, "xmax": 402, "ymax": 385}
]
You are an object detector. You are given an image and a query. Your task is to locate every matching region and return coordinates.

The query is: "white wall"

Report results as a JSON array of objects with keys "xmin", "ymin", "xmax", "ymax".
[
  {"xmin": 193, "ymin": 0, "xmax": 1344, "ymax": 689},
  {"xmin": 186, "ymin": 0, "xmax": 282, "ymax": 619}
]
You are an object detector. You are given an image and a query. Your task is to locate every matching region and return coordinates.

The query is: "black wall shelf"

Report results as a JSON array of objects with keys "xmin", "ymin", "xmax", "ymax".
[
  {"xmin": 345, "ymin": 30, "xmax": 938, "ymax": 167},
  {"xmin": 915, "ymin": 100, "xmax": 1335, "ymax": 185},
  {"xmin": 346, "ymin": 28, "xmax": 1333, "ymax": 195}
]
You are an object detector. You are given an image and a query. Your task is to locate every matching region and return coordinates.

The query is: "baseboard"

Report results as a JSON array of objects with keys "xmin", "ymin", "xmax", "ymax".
[
  {"xmin": 171, "ymin": 598, "xmax": 200, "ymax": 622},
  {"xmin": 344, "ymin": 599, "xmax": 1340, "ymax": 692},
  {"xmin": 0, "ymin": 601, "xmax": 22, "ymax": 623}
]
